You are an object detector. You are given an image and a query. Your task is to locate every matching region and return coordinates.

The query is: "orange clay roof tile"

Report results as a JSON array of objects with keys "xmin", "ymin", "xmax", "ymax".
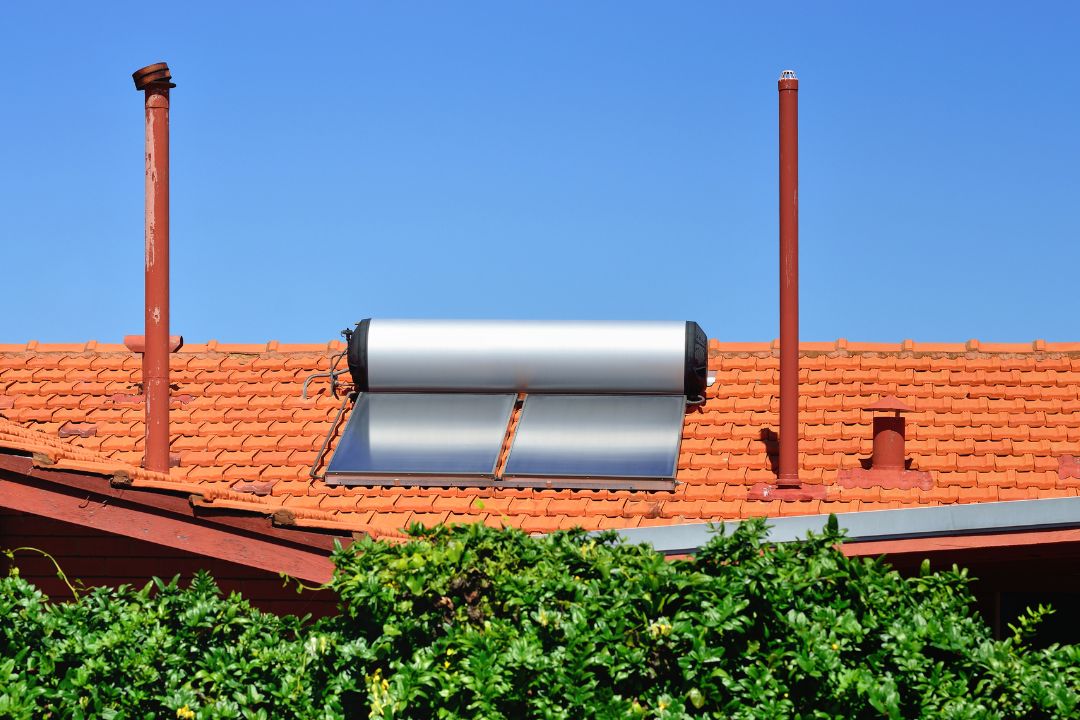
[{"xmin": 1, "ymin": 341, "xmax": 1079, "ymax": 538}]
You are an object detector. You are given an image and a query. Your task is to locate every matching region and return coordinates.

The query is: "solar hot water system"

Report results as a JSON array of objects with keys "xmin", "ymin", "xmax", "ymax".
[{"xmin": 322, "ymin": 319, "xmax": 708, "ymax": 490}]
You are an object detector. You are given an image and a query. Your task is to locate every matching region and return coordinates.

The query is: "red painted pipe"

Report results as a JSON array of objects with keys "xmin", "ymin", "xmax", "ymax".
[
  {"xmin": 133, "ymin": 63, "xmax": 174, "ymax": 474},
  {"xmin": 866, "ymin": 395, "xmax": 913, "ymax": 471},
  {"xmin": 777, "ymin": 70, "xmax": 800, "ymax": 487},
  {"xmin": 872, "ymin": 416, "xmax": 906, "ymax": 470}
]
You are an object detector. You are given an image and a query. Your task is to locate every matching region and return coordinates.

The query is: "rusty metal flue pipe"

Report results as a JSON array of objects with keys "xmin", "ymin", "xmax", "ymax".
[
  {"xmin": 132, "ymin": 62, "xmax": 174, "ymax": 474},
  {"xmin": 777, "ymin": 70, "xmax": 800, "ymax": 487}
]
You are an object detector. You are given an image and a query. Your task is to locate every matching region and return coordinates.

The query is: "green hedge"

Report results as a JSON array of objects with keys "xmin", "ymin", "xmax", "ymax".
[{"xmin": 2, "ymin": 520, "xmax": 1078, "ymax": 718}]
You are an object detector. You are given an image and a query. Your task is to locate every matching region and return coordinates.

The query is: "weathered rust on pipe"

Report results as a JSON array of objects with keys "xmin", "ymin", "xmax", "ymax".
[
  {"xmin": 777, "ymin": 70, "xmax": 800, "ymax": 487},
  {"xmin": 133, "ymin": 62, "xmax": 174, "ymax": 474}
]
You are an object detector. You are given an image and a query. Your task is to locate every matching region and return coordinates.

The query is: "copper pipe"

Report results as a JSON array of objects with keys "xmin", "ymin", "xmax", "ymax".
[
  {"xmin": 777, "ymin": 70, "xmax": 800, "ymax": 487},
  {"xmin": 133, "ymin": 62, "xmax": 174, "ymax": 474}
]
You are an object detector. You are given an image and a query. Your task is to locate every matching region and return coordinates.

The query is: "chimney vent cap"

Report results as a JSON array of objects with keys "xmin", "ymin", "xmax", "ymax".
[
  {"xmin": 132, "ymin": 62, "xmax": 175, "ymax": 90},
  {"xmin": 865, "ymin": 395, "xmax": 913, "ymax": 414}
]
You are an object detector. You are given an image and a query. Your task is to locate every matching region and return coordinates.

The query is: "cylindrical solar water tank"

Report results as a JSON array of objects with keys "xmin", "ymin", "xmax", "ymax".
[{"xmin": 347, "ymin": 319, "xmax": 708, "ymax": 397}]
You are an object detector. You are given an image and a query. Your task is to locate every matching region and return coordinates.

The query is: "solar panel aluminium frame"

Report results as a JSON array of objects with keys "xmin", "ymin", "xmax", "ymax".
[
  {"xmin": 325, "ymin": 392, "xmax": 517, "ymax": 486},
  {"xmin": 503, "ymin": 394, "xmax": 686, "ymax": 481}
]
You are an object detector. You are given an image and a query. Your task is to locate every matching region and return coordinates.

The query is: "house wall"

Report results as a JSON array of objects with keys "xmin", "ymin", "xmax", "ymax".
[
  {"xmin": 0, "ymin": 509, "xmax": 340, "ymax": 618},
  {"xmin": 885, "ymin": 542, "xmax": 1080, "ymax": 647}
]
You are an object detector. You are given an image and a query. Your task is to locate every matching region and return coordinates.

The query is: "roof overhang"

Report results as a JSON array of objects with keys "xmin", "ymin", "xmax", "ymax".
[
  {"xmin": 609, "ymin": 496, "xmax": 1080, "ymax": 556},
  {"xmin": 0, "ymin": 452, "xmax": 348, "ymax": 583}
]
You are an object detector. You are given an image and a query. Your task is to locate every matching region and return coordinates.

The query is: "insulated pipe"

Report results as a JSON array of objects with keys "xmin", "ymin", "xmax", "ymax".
[
  {"xmin": 132, "ymin": 62, "xmax": 174, "ymax": 474},
  {"xmin": 777, "ymin": 70, "xmax": 800, "ymax": 487}
]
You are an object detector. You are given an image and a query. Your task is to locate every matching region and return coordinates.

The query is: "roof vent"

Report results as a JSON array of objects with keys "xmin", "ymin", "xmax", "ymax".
[
  {"xmin": 866, "ymin": 395, "xmax": 913, "ymax": 471},
  {"xmin": 131, "ymin": 61, "xmax": 176, "ymax": 474},
  {"xmin": 836, "ymin": 395, "xmax": 932, "ymax": 491},
  {"xmin": 777, "ymin": 68, "xmax": 800, "ymax": 487}
]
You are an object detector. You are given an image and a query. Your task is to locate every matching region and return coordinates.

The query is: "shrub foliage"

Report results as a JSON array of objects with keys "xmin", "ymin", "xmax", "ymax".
[{"xmin": 2, "ymin": 520, "xmax": 1078, "ymax": 718}]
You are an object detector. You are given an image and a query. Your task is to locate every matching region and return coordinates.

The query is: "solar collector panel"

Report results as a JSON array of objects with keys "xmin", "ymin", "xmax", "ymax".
[
  {"xmin": 503, "ymin": 394, "xmax": 685, "ymax": 480},
  {"xmin": 325, "ymin": 393, "xmax": 516, "ymax": 481}
]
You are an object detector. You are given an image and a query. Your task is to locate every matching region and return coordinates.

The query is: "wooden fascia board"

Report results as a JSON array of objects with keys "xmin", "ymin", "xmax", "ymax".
[
  {"xmin": 0, "ymin": 454, "xmax": 348, "ymax": 550},
  {"xmin": 0, "ymin": 456, "xmax": 338, "ymax": 583},
  {"xmin": 840, "ymin": 527, "xmax": 1080, "ymax": 558}
]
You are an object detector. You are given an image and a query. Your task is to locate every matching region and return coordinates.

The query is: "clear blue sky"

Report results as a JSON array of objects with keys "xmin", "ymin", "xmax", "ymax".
[{"xmin": 2, "ymin": 2, "xmax": 1077, "ymax": 344}]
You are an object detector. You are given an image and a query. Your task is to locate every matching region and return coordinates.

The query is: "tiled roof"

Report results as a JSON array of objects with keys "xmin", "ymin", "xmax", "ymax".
[{"xmin": 1, "ymin": 339, "xmax": 1079, "ymax": 538}]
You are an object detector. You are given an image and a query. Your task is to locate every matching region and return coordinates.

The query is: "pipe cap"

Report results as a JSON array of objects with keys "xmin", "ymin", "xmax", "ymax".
[
  {"xmin": 865, "ymin": 395, "xmax": 913, "ymax": 414},
  {"xmin": 133, "ymin": 62, "xmax": 175, "ymax": 90}
]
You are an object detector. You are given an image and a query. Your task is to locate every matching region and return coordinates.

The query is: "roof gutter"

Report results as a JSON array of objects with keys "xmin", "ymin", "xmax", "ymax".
[{"xmin": 607, "ymin": 497, "xmax": 1080, "ymax": 555}]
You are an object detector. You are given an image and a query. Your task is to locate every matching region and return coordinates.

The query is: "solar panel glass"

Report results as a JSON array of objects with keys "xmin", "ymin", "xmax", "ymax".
[
  {"xmin": 504, "ymin": 394, "xmax": 684, "ymax": 479},
  {"xmin": 326, "ymin": 393, "xmax": 516, "ymax": 480}
]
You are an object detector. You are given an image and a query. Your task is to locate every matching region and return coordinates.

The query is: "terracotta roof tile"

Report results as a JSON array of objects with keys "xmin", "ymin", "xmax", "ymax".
[
  {"xmin": 1, "ymin": 341, "xmax": 1079, "ymax": 538},
  {"xmin": 353, "ymin": 494, "xmax": 400, "ymax": 513}
]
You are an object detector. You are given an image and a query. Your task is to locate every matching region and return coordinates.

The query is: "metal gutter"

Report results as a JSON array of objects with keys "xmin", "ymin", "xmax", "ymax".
[{"xmin": 608, "ymin": 497, "xmax": 1080, "ymax": 555}]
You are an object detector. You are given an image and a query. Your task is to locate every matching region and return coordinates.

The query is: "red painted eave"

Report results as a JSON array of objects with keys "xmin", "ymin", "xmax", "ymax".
[
  {"xmin": 0, "ymin": 453, "xmax": 345, "ymax": 583},
  {"xmin": 841, "ymin": 527, "xmax": 1080, "ymax": 558}
]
